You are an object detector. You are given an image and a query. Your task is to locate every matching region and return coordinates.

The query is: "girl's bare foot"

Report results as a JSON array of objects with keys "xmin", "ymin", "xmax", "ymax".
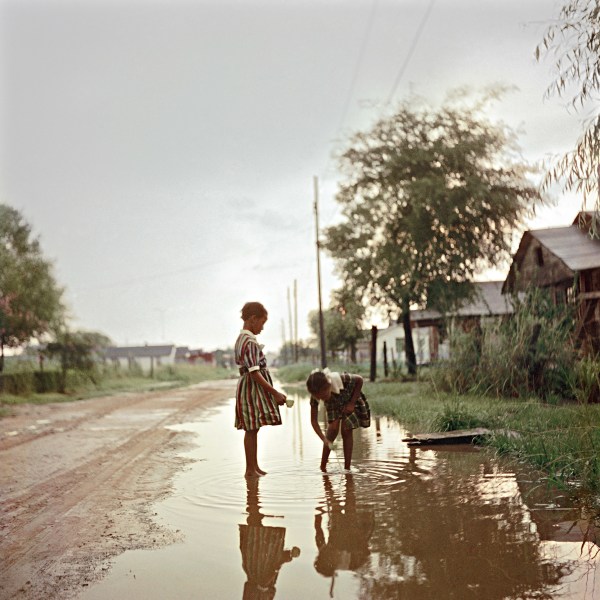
[
  {"xmin": 245, "ymin": 470, "xmax": 259, "ymax": 478},
  {"xmin": 256, "ymin": 467, "xmax": 267, "ymax": 475}
]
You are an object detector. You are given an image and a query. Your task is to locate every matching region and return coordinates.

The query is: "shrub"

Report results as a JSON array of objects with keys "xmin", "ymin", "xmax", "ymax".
[{"xmin": 432, "ymin": 287, "xmax": 580, "ymax": 400}]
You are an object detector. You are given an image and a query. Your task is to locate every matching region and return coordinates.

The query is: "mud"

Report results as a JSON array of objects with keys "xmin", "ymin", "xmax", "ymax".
[{"xmin": 0, "ymin": 380, "xmax": 236, "ymax": 599}]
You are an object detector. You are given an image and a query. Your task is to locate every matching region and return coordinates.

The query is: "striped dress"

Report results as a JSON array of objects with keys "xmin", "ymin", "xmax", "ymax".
[{"xmin": 234, "ymin": 330, "xmax": 282, "ymax": 431}]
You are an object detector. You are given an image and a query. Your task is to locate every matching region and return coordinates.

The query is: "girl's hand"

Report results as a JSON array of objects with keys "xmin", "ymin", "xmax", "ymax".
[
  {"xmin": 273, "ymin": 391, "xmax": 286, "ymax": 406},
  {"xmin": 342, "ymin": 403, "xmax": 355, "ymax": 416}
]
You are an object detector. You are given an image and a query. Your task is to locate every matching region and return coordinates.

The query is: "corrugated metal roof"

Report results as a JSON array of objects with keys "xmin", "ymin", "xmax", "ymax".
[
  {"xmin": 454, "ymin": 281, "xmax": 513, "ymax": 316},
  {"xmin": 532, "ymin": 226, "xmax": 600, "ymax": 271},
  {"xmin": 410, "ymin": 281, "xmax": 512, "ymax": 323},
  {"xmin": 104, "ymin": 345, "xmax": 175, "ymax": 359}
]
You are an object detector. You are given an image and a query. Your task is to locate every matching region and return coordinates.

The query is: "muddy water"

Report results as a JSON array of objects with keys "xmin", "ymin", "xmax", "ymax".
[{"xmin": 82, "ymin": 390, "xmax": 599, "ymax": 600}]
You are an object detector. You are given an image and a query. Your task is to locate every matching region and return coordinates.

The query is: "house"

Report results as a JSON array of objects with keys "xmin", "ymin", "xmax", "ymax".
[
  {"xmin": 175, "ymin": 346, "xmax": 190, "ymax": 363},
  {"xmin": 104, "ymin": 344, "xmax": 176, "ymax": 374},
  {"xmin": 377, "ymin": 281, "xmax": 514, "ymax": 366},
  {"xmin": 503, "ymin": 212, "xmax": 600, "ymax": 351}
]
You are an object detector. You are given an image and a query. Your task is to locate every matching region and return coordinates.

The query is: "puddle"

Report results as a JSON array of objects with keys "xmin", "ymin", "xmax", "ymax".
[{"xmin": 81, "ymin": 391, "xmax": 600, "ymax": 599}]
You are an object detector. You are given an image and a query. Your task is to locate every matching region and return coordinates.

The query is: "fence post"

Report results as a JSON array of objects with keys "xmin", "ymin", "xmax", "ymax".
[{"xmin": 370, "ymin": 326, "xmax": 378, "ymax": 382}]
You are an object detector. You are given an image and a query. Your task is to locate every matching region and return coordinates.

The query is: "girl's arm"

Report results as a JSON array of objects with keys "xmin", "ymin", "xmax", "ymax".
[
  {"xmin": 342, "ymin": 374, "xmax": 363, "ymax": 415},
  {"xmin": 249, "ymin": 370, "xmax": 286, "ymax": 405},
  {"xmin": 310, "ymin": 404, "xmax": 327, "ymax": 442}
]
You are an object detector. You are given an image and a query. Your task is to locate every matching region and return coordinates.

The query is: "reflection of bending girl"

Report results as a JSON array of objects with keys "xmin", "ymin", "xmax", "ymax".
[
  {"xmin": 314, "ymin": 475, "xmax": 374, "ymax": 582},
  {"xmin": 239, "ymin": 478, "xmax": 300, "ymax": 600}
]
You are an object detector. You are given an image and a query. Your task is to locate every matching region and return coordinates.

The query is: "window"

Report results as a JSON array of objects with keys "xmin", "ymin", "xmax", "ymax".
[{"xmin": 535, "ymin": 246, "xmax": 544, "ymax": 267}]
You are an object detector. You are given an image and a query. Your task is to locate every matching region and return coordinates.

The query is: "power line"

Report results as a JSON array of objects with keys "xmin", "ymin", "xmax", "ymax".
[
  {"xmin": 386, "ymin": 0, "xmax": 436, "ymax": 105},
  {"xmin": 319, "ymin": 0, "xmax": 437, "ymax": 231},
  {"xmin": 335, "ymin": 0, "xmax": 380, "ymax": 137}
]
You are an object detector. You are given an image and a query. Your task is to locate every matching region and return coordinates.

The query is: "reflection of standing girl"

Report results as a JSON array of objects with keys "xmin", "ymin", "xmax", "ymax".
[
  {"xmin": 239, "ymin": 477, "xmax": 300, "ymax": 600},
  {"xmin": 235, "ymin": 302, "xmax": 286, "ymax": 478}
]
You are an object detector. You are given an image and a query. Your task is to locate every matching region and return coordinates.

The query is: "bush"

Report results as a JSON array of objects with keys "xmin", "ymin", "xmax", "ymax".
[
  {"xmin": 432, "ymin": 287, "xmax": 580, "ymax": 400},
  {"xmin": 0, "ymin": 371, "xmax": 34, "ymax": 395},
  {"xmin": 33, "ymin": 371, "xmax": 61, "ymax": 393},
  {"xmin": 430, "ymin": 399, "xmax": 490, "ymax": 432}
]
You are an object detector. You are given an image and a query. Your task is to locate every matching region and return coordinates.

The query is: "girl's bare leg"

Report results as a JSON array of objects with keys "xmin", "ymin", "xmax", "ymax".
[
  {"xmin": 341, "ymin": 422, "xmax": 354, "ymax": 470},
  {"xmin": 244, "ymin": 430, "xmax": 261, "ymax": 477}
]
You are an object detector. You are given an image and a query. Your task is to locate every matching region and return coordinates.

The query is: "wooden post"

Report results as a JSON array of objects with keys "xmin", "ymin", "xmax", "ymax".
[
  {"xmin": 314, "ymin": 176, "xmax": 327, "ymax": 369},
  {"xmin": 383, "ymin": 341, "xmax": 388, "ymax": 377},
  {"xmin": 370, "ymin": 325, "xmax": 377, "ymax": 382},
  {"xmin": 294, "ymin": 279, "xmax": 299, "ymax": 362}
]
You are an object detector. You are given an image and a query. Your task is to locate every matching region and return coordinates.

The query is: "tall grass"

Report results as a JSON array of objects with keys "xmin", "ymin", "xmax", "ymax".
[
  {"xmin": 0, "ymin": 363, "xmax": 235, "ymax": 410},
  {"xmin": 432, "ymin": 287, "xmax": 600, "ymax": 402},
  {"xmin": 275, "ymin": 362, "xmax": 371, "ymax": 384}
]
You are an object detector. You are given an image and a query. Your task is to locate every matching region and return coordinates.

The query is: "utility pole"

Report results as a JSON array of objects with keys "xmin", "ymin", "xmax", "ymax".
[
  {"xmin": 281, "ymin": 319, "xmax": 288, "ymax": 365},
  {"xmin": 287, "ymin": 287, "xmax": 294, "ymax": 364},
  {"xmin": 314, "ymin": 175, "xmax": 327, "ymax": 368},
  {"xmin": 293, "ymin": 279, "xmax": 299, "ymax": 362}
]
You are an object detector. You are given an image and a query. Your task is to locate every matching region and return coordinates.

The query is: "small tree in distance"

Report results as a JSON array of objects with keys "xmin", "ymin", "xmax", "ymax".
[
  {"xmin": 0, "ymin": 204, "xmax": 65, "ymax": 372},
  {"xmin": 325, "ymin": 89, "xmax": 541, "ymax": 374},
  {"xmin": 308, "ymin": 287, "xmax": 365, "ymax": 363}
]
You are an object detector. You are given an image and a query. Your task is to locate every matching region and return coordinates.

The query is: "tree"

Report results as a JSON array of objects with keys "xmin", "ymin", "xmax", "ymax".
[
  {"xmin": 308, "ymin": 288, "xmax": 366, "ymax": 363},
  {"xmin": 536, "ymin": 1, "xmax": 600, "ymax": 222},
  {"xmin": 45, "ymin": 330, "xmax": 110, "ymax": 392},
  {"xmin": 325, "ymin": 91, "xmax": 540, "ymax": 374},
  {"xmin": 0, "ymin": 205, "xmax": 65, "ymax": 372}
]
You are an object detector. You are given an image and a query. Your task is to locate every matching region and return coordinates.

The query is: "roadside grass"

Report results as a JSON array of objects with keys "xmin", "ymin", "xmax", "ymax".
[
  {"xmin": 276, "ymin": 362, "xmax": 372, "ymax": 384},
  {"xmin": 0, "ymin": 364, "xmax": 235, "ymax": 413},
  {"xmin": 368, "ymin": 379, "xmax": 600, "ymax": 511},
  {"xmin": 278, "ymin": 365, "xmax": 600, "ymax": 511}
]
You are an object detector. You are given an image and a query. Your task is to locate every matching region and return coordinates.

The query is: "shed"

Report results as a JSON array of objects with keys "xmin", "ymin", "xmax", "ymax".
[
  {"xmin": 377, "ymin": 281, "xmax": 513, "ymax": 365},
  {"xmin": 503, "ymin": 212, "xmax": 600, "ymax": 350}
]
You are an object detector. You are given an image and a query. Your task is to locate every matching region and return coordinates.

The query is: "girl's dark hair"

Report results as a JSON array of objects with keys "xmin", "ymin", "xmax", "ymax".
[
  {"xmin": 241, "ymin": 302, "xmax": 268, "ymax": 321},
  {"xmin": 306, "ymin": 371, "xmax": 329, "ymax": 395}
]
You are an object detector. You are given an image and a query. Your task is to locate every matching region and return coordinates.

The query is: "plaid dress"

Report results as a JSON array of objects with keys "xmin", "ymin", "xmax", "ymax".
[
  {"xmin": 309, "ymin": 372, "xmax": 371, "ymax": 429},
  {"xmin": 235, "ymin": 330, "xmax": 282, "ymax": 431}
]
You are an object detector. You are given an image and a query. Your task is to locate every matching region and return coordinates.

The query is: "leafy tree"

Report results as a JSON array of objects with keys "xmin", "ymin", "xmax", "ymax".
[
  {"xmin": 325, "ymin": 91, "xmax": 540, "ymax": 374},
  {"xmin": 45, "ymin": 330, "xmax": 110, "ymax": 392},
  {"xmin": 0, "ymin": 205, "xmax": 65, "ymax": 372},
  {"xmin": 308, "ymin": 288, "xmax": 366, "ymax": 363},
  {"xmin": 536, "ymin": 0, "xmax": 600, "ymax": 222}
]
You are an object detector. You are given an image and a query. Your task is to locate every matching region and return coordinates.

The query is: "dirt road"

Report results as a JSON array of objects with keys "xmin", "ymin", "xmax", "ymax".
[{"xmin": 0, "ymin": 380, "xmax": 236, "ymax": 600}]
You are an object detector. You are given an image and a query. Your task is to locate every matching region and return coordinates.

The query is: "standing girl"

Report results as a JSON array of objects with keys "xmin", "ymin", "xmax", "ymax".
[
  {"xmin": 307, "ymin": 369, "xmax": 370, "ymax": 472},
  {"xmin": 235, "ymin": 302, "xmax": 286, "ymax": 478}
]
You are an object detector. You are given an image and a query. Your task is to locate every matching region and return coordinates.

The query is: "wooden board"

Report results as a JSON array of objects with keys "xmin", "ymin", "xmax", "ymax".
[{"xmin": 402, "ymin": 428, "xmax": 492, "ymax": 446}]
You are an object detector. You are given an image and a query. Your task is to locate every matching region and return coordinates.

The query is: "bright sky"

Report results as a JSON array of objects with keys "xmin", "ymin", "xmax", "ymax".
[{"xmin": 0, "ymin": 0, "xmax": 584, "ymax": 352}]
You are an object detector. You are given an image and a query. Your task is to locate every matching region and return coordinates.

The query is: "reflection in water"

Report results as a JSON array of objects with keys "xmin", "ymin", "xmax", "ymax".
[
  {"xmin": 80, "ymin": 398, "xmax": 598, "ymax": 600},
  {"xmin": 358, "ymin": 446, "xmax": 571, "ymax": 599},
  {"xmin": 239, "ymin": 477, "xmax": 300, "ymax": 600},
  {"xmin": 314, "ymin": 474, "xmax": 374, "ymax": 596}
]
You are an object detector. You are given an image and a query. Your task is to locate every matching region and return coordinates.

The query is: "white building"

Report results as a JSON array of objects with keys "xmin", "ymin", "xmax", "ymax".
[{"xmin": 104, "ymin": 344, "xmax": 176, "ymax": 374}]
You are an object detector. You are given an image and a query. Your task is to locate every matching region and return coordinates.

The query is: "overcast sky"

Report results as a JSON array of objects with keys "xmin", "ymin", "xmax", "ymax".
[{"xmin": 0, "ymin": 0, "xmax": 584, "ymax": 352}]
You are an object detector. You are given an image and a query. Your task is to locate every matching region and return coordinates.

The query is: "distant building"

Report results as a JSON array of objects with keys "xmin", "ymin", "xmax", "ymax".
[
  {"xmin": 503, "ymin": 211, "xmax": 600, "ymax": 351},
  {"xmin": 104, "ymin": 344, "xmax": 176, "ymax": 374},
  {"xmin": 377, "ymin": 281, "xmax": 514, "ymax": 366}
]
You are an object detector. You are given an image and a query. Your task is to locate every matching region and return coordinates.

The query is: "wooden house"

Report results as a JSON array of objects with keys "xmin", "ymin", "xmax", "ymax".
[
  {"xmin": 503, "ymin": 212, "xmax": 600, "ymax": 351},
  {"xmin": 377, "ymin": 281, "xmax": 513, "ymax": 365}
]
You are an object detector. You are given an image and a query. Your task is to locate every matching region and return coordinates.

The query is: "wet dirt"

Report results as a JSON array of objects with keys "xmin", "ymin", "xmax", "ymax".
[
  {"xmin": 2, "ymin": 382, "xmax": 599, "ymax": 599},
  {"xmin": 0, "ymin": 380, "xmax": 236, "ymax": 600}
]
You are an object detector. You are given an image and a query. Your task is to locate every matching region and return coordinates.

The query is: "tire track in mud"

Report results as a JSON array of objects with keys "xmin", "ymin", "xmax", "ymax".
[{"xmin": 0, "ymin": 381, "xmax": 235, "ymax": 600}]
